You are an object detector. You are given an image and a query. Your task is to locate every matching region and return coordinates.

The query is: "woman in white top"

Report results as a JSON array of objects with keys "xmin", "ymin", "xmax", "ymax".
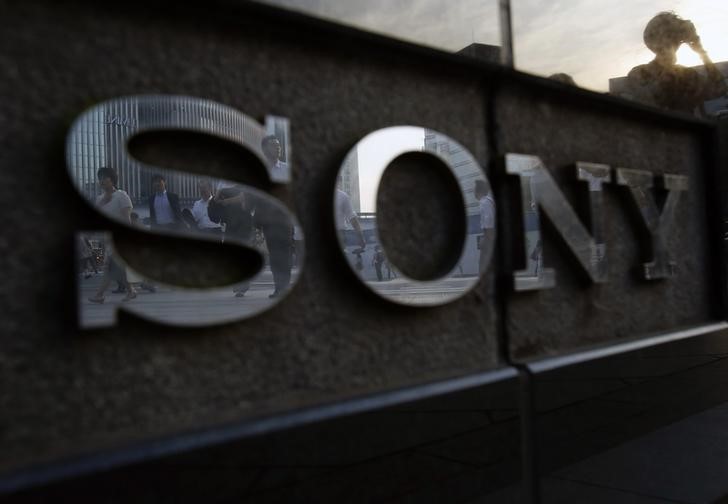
[{"xmin": 88, "ymin": 167, "xmax": 137, "ymax": 303}]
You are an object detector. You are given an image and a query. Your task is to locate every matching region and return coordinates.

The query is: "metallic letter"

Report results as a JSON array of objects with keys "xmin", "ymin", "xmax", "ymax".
[
  {"xmin": 615, "ymin": 168, "xmax": 688, "ymax": 279},
  {"xmin": 506, "ymin": 154, "xmax": 610, "ymax": 290},
  {"xmin": 334, "ymin": 126, "xmax": 495, "ymax": 306},
  {"xmin": 67, "ymin": 95, "xmax": 303, "ymax": 328}
]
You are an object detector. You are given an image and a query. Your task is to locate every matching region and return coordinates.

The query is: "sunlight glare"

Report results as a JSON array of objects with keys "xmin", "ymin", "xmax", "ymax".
[{"xmin": 675, "ymin": 0, "xmax": 728, "ymax": 67}]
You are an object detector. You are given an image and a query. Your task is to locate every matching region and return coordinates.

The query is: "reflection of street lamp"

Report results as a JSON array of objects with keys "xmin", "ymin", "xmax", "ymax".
[{"xmin": 499, "ymin": 0, "xmax": 514, "ymax": 67}]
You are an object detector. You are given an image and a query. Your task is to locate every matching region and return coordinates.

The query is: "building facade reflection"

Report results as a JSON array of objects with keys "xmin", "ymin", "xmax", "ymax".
[
  {"xmin": 334, "ymin": 126, "xmax": 495, "ymax": 306},
  {"xmin": 67, "ymin": 95, "xmax": 304, "ymax": 328}
]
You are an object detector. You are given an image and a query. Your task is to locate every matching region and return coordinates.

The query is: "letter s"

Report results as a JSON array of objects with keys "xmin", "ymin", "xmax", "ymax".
[{"xmin": 67, "ymin": 95, "xmax": 303, "ymax": 328}]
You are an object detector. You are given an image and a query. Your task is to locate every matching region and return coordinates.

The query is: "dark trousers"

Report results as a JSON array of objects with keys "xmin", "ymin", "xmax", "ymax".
[
  {"xmin": 267, "ymin": 236, "xmax": 293, "ymax": 294},
  {"xmin": 152, "ymin": 222, "xmax": 182, "ymax": 232},
  {"xmin": 374, "ymin": 262, "xmax": 383, "ymax": 281}
]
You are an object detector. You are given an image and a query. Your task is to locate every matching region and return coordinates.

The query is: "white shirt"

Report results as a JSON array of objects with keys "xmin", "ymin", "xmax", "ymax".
[
  {"xmin": 270, "ymin": 160, "xmax": 289, "ymax": 181},
  {"xmin": 191, "ymin": 197, "xmax": 221, "ymax": 229},
  {"xmin": 335, "ymin": 189, "xmax": 357, "ymax": 230},
  {"xmin": 95, "ymin": 190, "xmax": 133, "ymax": 220},
  {"xmin": 153, "ymin": 191, "xmax": 175, "ymax": 225},
  {"xmin": 479, "ymin": 193, "xmax": 495, "ymax": 230}
]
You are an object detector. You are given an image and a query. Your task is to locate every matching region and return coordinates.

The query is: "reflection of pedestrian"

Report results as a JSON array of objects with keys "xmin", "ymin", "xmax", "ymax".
[
  {"xmin": 386, "ymin": 260, "xmax": 396, "ymax": 280},
  {"xmin": 129, "ymin": 212, "xmax": 157, "ymax": 294},
  {"xmin": 260, "ymin": 136, "xmax": 294, "ymax": 298},
  {"xmin": 372, "ymin": 245, "xmax": 385, "ymax": 281},
  {"xmin": 292, "ymin": 225, "xmax": 304, "ymax": 269},
  {"xmin": 622, "ymin": 12, "xmax": 727, "ymax": 115},
  {"xmin": 149, "ymin": 174, "xmax": 183, "ymax": 230},
  {"xmin": 262, "ymin": 135, "xmax": 289, "ymax": 180},
  {"xmin": 255, "ymin": 196, "xmax": 293, "ymax": 298},
  {"xmin": 209, "ymin": 181, "xmax": 253, "ymax": 297},
  {"xmin": 88, "ymin": 167, "xmax": 136, "ymax": 303},
  {"xmin": 77, "ymin": 236, "xmax": 98, "ymax": 278},
  {"xmin": 336, "ymin": 187, "xmax": 365, "ymax": 250},
  {"xmin": 530, "ymin": 239, "xmax": 543, "ymax": 276},
  {"xmin": 353, "ymin": 250, "xmax": 364, "ymax": 271},
  {"xmin": 475, "ymin": 180, "xmax": 495, "ymax": 275},
  {"xmin": 190, "ymin": 180, "xmax": 222, "ymax": 237}
]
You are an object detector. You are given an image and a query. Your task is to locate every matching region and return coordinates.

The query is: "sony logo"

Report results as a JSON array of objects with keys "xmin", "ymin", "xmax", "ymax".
[{"xmin": 68, "ymin": 95, "xmax": 687, "ymax": 328}]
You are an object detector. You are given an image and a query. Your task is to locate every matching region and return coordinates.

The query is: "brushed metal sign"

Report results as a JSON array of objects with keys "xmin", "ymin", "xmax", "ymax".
[{"xmin": 68, "ymin": 95, "xmax": 690, "ymax": 328}]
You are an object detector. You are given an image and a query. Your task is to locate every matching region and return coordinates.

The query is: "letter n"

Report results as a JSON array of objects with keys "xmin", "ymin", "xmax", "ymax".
[{"xmin": 506, "ymin": 154, "xmax": 610, "ymax": 291}]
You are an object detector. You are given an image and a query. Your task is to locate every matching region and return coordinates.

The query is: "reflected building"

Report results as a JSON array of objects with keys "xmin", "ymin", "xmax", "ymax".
[
  {"xmin": 339, "ymin": 146, "xmax": 360, "ymax": 214},
  {"xmin": 67, "ymin": 95, "xmax": 302, "ymax": 328},
  {"xmin": 423, "ymin": 129, "xmax": 484, "ymax": 276},
  {"xmin": 67, "ymin": 97, "xmax": 280, "ymax": 211},
  {"xmin": 424, "ymin": 129, "xmax": 482, "ymax": 212},
  {"xmin": 457, "ymin": 43, "xmax": 500, "ymax": 63}
]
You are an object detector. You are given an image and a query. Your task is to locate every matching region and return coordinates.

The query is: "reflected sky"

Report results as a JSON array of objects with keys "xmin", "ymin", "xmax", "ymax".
[
  {"xmin": 358, "ymin": 127, "xmax": 424, "ymax": 212},
  {"xmin": 513, "ymin": 0, "xmax": 728, "ymax": 91},
  {"xmin": 259, "ymin": 0, "xmax": 727, "ymax": 92},
  {"xmin": 259, "ymin": 0, "xmax": 500, "ymax": 49}
]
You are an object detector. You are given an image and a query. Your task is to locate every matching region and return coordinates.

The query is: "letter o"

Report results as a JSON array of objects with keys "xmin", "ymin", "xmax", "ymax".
[{"xmin": 334, "ymin": 126, "xmax": 495, "ymax": 306}]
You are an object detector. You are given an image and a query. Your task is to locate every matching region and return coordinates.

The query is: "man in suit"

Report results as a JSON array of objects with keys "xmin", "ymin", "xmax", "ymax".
[
  {"xmin": 260, "ymin": 135, "xmax": 294, "ymax": 298},
  {"xmin": 148, "ymin": 174, "xmax": 183, "ymax": 230}
]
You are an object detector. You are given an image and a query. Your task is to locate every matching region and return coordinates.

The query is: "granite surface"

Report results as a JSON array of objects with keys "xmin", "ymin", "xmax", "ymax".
[
  {"xmin": 0, "ymin": 0, "xmax": 720, "ymax": 479},
  {"xmin": 0, "ymin": 1, "xmax": 499, "ymax": 473}
]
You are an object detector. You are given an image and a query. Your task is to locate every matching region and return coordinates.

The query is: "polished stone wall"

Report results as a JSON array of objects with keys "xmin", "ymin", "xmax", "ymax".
[
  {"xmin": 0, "ymin": 0, "xmax": 499, "ymax": 473},
  {"xmin": 496, "ymin": 81, "xmax": 716, "ymax": 360},
  {"xmin": 0, "ymin": 2, "xmax": 723, "ymax": 500}
]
